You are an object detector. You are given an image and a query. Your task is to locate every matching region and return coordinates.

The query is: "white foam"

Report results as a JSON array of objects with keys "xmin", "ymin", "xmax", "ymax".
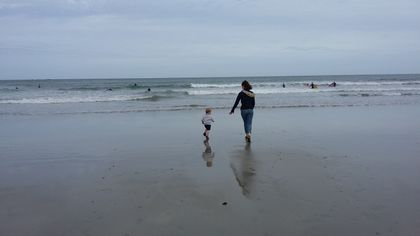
[
  {"xmin": 187, "ymin": 88, "xmax": 323, "ymax": 95},
  {"xmin": 190, "ymin": 83, "xmax": 239, "ymax": 88},
  {"xmin": 190, "ymin": 82, "xmax": 287, "ymax": 88},
  {"xmin": 0, "ymin": 95, "xmax": 153, "ymax": 104},
  {"xmin": 190, "ymin": 80, "xmax": 420, "ymax": 88}
]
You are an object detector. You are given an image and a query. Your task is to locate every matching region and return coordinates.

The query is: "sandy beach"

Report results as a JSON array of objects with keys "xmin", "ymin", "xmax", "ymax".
[{"xmin": 1, "ymin": 105, "xmax": 420, "ymax": 236}]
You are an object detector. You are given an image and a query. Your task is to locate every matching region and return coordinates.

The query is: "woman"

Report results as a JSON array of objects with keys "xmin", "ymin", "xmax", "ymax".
[{"xmin": 229, "ymin": 80, "xmax": 255, "ymax": 142}]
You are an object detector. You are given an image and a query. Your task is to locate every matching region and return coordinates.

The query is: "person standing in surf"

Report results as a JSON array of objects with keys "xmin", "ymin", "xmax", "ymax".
[{"xmin": 229, "ymin": 80, "xmax": 255, "ymax": 142}]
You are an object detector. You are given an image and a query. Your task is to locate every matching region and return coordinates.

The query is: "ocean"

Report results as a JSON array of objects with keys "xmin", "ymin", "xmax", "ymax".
[{"xmin": 1, "ymin": 74, "xmax": 420, "ymax": 116}]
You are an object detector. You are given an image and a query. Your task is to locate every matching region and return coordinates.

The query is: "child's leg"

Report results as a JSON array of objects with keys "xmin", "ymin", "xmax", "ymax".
[{"xmin": 204, "ymin": 125, "xmax": 211, "ymax": 138}]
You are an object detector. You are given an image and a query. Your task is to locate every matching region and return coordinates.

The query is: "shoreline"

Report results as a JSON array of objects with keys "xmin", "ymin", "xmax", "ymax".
[{"xmin": 1, "ymin": 102, "xmax": 419, "ymax": 117}]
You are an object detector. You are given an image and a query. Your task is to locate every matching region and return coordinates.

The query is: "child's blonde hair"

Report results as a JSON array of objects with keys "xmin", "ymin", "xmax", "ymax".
[{"xmin": 205, "ymin": 108, "xmax": 212, "ymax": 114}]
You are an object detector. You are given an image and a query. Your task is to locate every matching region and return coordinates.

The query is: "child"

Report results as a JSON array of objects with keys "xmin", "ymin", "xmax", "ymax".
[{"xmin": 201, "ymin": 108, "xmax": 214, "ymax": 140}]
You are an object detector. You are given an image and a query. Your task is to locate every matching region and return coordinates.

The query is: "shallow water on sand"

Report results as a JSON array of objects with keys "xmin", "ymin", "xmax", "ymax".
[{"xmin": 1, "ymin": 105, "xmax": 420, "ymax": 236}]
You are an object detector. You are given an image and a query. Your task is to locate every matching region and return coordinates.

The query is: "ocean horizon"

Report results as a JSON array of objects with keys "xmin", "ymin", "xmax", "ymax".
[{"xmin": 2, "ymin": 73, "xmax": 420, "ymax": 81}]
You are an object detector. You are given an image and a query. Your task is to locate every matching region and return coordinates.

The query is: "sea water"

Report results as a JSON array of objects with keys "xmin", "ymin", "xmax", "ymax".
[{"xmin": 1, "ymin": 74, "xmax": 420, "ymax": 115}]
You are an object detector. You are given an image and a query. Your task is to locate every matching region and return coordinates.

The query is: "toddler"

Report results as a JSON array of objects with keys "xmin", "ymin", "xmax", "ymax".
[{"xmin": 201, "ymin": 108, "xmax": 214, "ymax": 140}]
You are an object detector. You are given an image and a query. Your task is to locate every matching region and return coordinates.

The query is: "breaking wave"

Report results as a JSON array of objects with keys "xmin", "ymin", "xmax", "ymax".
[{"xmin": 0, "ymin": 95, "xmax": 158, "ymax": 104}]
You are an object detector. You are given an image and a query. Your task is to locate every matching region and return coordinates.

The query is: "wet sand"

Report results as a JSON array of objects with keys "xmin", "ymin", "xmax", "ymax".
[{"xmin": 1, "ymin": 105, "xmax": 420, "ymax": 236}]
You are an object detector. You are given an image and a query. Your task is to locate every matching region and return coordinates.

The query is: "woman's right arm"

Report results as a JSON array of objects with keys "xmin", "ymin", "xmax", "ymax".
[{"xmin": 230, "ymin": 93, "xmax": 241, "ymax": 114}]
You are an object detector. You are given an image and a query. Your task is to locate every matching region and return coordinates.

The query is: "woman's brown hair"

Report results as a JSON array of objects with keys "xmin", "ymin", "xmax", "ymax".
[{"xmin": 241, "ymin": 80, "xmax": 252, "ymax": 91}]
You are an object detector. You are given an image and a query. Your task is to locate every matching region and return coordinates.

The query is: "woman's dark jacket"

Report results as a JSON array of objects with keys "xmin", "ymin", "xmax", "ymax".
[{"xmin": 230, "ymin": 90, "xmax": 255, "ymax": 113}]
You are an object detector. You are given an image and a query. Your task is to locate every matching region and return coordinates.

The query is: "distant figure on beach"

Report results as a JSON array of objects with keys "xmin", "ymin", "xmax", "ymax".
[
  {"xmin": 134, "ymin": 83, "xmax": 137, "ymax": 87},
  {"xmin": 15, "ymin": 87, "xmax": 18, "ymax": 90},
  {"xmin": 329, "ymin": 81, "xmax": 337, "ymax": 87},
  {"xmin": 310, "ymin": 82, "xmax": 317, "ymax": 89},
  {"xmin": 38, "ymin": 84, "xmax": 41, "ymax": 88},
  {"xmin": 282, "ymin": 83, "xmax": 285, "ymax": 88},
  {"xmin": 202, "ymin": 108, "xmax": 214, "ymax": 140},
  {"xmin": 230, "ymin": 80, "xmax": 255, "ymax": 142},
  {"xmin": 106, "ymin": 88, "xmax": 112, "ymax": 91},
  {"xmin": 147, "ymin": 88, "xmax": 151, "ymax": 92},
  {"xmin": 202, "ymin": 140, "xmax": 214, "ymax": 167}
]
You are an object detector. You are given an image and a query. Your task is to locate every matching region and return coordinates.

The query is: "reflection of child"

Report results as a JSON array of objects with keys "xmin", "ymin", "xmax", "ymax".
[
  {"xmin": 201, "ymin": 108, "xmax": 214, "ymax": 140},
  {"xmin": 202, "ymin": 141, "xmax": 215, "ymax": 167}
]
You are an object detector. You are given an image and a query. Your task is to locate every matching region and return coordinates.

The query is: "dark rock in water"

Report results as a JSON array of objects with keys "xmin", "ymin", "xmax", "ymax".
[{"xmin": 222, "ymin": 202, "xmax": 227, "ymax": 206}]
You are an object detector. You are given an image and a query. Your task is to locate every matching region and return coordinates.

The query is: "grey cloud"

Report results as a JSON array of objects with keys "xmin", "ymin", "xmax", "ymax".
[{"xmin": 0, "ymin": 0, "xmax": 419, "ymax": 79}]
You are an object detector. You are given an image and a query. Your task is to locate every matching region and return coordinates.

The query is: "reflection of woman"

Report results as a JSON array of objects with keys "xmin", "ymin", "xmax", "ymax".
[
  {"xmin": 230, "ymin": 143, "xmax": 256, "ymax": 197},
  {"xmin": 229, "ymin": 80, "xmax": 255, "ymax": 142}
]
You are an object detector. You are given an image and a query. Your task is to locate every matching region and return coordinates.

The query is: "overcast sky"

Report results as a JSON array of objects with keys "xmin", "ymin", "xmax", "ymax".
[{"xmin": 1, "ymin": 0, "xmax": 419, "ymax": 79}]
